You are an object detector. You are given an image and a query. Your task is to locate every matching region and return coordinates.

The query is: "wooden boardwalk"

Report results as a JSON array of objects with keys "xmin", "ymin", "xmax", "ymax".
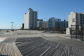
[{"xmin": 16, "ymin": 37, "xmax": 81, "ymax": 56}]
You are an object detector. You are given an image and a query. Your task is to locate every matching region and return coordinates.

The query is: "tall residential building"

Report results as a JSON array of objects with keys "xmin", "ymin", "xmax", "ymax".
[
  {"xmin": 66, "ymin": 12, "xmax": 84, "ymax": 34},
  {"xmin": 48, "ymin": 17, "xmax": 68, "ymax": 31},
  {"xmin": 60, "ymin": 20, "xmax": 68, "ymax": 31},
  {"xmin": 24, "ymin": 8, "xmax": 37, "ymax": 29},
  {"xmin": 37, "ymin": 19, "xmax": 43, "ymax": 29},
  {"xmin": 48, "ymin": 17, "xmax": 56, "ymax": 30}
]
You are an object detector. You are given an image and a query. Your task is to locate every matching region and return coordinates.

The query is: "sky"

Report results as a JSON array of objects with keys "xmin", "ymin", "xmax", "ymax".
[{"xmin": 0, "ymin": 0, "xmax": 84, "ymax": 29}]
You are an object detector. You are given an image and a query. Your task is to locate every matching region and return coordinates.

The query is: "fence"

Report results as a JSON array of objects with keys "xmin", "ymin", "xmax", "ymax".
[{"xmin": 70, "ymin": 25, "xmax": 84, "ymax": 41}]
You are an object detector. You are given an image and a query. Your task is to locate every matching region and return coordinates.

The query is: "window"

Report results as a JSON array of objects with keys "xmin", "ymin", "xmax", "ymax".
[{"xmin": 72, "ymin": 18, "xmax": 75, "ymax": 22}]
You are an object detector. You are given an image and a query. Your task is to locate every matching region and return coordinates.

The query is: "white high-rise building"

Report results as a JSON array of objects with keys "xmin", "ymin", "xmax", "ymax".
[
  {"xmin": 24, "ymin": 8, "xmax": 37, "ymax": 29},
  {"xmin": 66, "ymin": 12, "xmax": 84, "ymax": 34}
]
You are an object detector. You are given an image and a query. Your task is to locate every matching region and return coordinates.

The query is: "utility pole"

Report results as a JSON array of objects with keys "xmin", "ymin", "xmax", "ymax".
[{"xmin": 11, "ymin": 22, "xmax": 14, "ymax": 31}]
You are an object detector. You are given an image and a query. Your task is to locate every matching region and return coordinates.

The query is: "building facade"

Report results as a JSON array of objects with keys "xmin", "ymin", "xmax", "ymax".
[
  {"xmin": 48, "ymin": 17, "xmax": 56, "ymax": 30},
  {"xmin": 66, "ymin": 12, "xmax": 84, "ymax": 34},
  {"xmin": 60, "ymin": 20, "xmax": 68, "ymax": 31},
  {"xmin": 37, "ymin": 19, "xmax": 43, "ymax": 30},
  {"xmin": 24, "ymin": 8, "xmax": 37, "ymax": 29},
  {"xmin": 48, "ymin": 17, "xmax": 67, "ymax": 31},
  {"xmin": 42, "ymin": 21, "xmax": 48, "ymax": 30}
]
